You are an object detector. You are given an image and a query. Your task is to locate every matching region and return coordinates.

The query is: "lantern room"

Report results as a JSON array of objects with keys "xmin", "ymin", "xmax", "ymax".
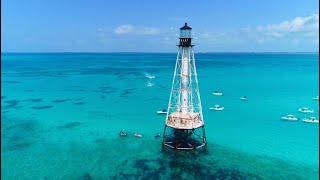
[{"xmin": 179, "ymin": 23, "xmax": 192, "ymax": 47}]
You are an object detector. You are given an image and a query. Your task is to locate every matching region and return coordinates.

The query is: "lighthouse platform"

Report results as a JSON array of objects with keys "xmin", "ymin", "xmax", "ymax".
[{"xmin": 166, "ymin": 112, "xmax": 204, "ymax": 129}]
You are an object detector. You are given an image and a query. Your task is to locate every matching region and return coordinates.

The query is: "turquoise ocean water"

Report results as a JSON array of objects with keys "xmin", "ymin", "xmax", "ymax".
[{"xmin": 1, "ymin": 53, "xmax": 319, "ymax": 179}]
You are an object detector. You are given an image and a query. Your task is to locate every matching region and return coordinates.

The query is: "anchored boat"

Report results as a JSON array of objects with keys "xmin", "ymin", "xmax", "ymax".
[
  {"xmin": 146, "ymin": 82, "xmax": 154, "ymax": 87},
  {"xmin": 302, "ymin": 117, "xmax": 319, "ymax": 124},
  {"xmin": 134, "ymin": 133, "xmax": 142, "ymax": 138},
  {"xmin": 145, "ymin": 73, "xmax": 156, "ymax": 79},
  {"xmin": 281, "ymin": 114, "xmax": 298, "ymax": 121},
  {"xmin": 210, "ymin": 105, "xmax": 224, "ymax": 111},
  {"xmin": 157, "ymin": 109, "xmax": 168, "ymax": 115},
  {"xmin": 240, "ymin": 96, "xmax": 248, "ymax": 101},
  {"xmin": 298, "ymin": 107, "xmax": 314, "ymax": 113},
  {"xmin": 212, "ymin": 91, "xmax": 223, "ymax": 96}
]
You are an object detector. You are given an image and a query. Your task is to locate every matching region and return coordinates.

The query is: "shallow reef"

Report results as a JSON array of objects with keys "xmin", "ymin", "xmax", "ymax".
[
  {"xmin": 3, "ymin": 100, "xmax": 21, "ymax": 109},
  {"xmin": 2, "ymin": 117, "xmax": 40, "ymax": 152}
]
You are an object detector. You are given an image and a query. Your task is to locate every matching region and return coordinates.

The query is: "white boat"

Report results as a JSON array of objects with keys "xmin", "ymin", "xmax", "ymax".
[
  {"xmin": 209, "ymin": 105, "xmax": 224, "ymax": 111},
  {"xmin": 281, "ymin": 114, "xmax": 298, "ymax": 121},
  {"xmin": 240, "ymin": 96, "xmax": 248, "ymax": 101},
  {"xmin": 302, "ymin": 117, "xmax": 319, "ymax": 124},
  {"xmin": 146, "ymin": 82, "xmax": 154, "ymax": 87},
  {"xmin": 134, "ymin": 133, "xmax": 142, "ymax": 138},
  {"xmin": 212, "ymin": 91, "xmax": 223, "ymax": 96},
  {"xmin": 298, "ymin": 107, "xmax": 314, "ymax": 113},
  {"xmin": 157, "ymin": 109, "xmax": 168, "ymax": 115},
  {"xmin": 145, "ymin": 73, "xmax": 156, "ymax": 79},
  {"xmin": 312, "ymin": 96, "xmax": 319, "ymax": 100}
]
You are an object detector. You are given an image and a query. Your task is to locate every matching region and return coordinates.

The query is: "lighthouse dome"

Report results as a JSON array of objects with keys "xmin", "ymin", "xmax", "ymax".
[{"xmin": 180, "ymin": 23, "xmax": 192, "ymax": 38}]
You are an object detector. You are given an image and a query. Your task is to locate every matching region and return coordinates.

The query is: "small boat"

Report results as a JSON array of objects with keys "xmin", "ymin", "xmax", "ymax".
[
  {"xmin": 145, "ymin": 73, "xmax": 156, "ymax": 79},
  {"xmin": 212, "ymin": 91, "xmax": 223, "ymax": 96},
  {"xmin": 119, "ymin": 130, "xmax": 128, "ymax": 137},
  {"xmin": 146, "ymin": 82, "xmax": 154, "ymax": 87},
  {"xmin": 157, "ymin": 109, "xmax": 168, "ymax": 115},
  {"xmin": 240, "ymin": 96, "xmax": 248, "ymax": 101},
  {"xmin": 154, "ymin": 133, "xmax": 161, "ymax": 138},
  {"xmin": 312, "ymin": 96, "xmax": 319, "ymax": 100},
  {"xmin": 302, "ymin": 117, "xmax": 319, "ymax": 124},
  {"xmin": 134, "ymin": 133, "xmax": 142, "ymax": 138},
  {"xmin": 209, "ymin": 105, "xmax": 224, "ymax": 111},
  {"xmin": 298, "ymin": 107, "xmax": 314, "ymax": 113},
  {"xmin": 281, "ymin": 114, "xmax": 298, "ymax": 121}
]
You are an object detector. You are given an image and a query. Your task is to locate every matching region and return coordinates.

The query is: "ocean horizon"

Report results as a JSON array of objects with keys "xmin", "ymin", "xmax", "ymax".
[{"xmin": 2, "ymin": 52, "xmax": 319, "ymax": 54}]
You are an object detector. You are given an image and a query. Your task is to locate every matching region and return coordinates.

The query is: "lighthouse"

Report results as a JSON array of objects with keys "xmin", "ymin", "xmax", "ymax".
[{"xmin": 162, "ymin": 23, "xmax": 206, "ymax": 150}]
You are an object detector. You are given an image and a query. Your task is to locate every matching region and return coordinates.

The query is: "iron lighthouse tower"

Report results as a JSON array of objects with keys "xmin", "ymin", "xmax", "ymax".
[{"xmin": 162, "ymin": 23, "xmax": 206, "ymax": 150}]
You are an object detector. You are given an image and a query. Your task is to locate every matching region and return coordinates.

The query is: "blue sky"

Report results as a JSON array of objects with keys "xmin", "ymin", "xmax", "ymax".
[{"xmin": 1, "ymin": 0, "xmax": 319, "ymax": 52}]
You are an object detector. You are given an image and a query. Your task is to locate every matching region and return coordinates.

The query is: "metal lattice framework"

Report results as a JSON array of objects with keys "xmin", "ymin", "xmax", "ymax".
[
  {"xmin": 163, "ymin": 38, "xmax": 206, "ymax": 150},
  {"xmin": 162, "ymin": 30, "xmax": 206, "ymax": 150},
  {"xmin": 165, "ymin": 46, "xmax": 204, "ymax": 129}
]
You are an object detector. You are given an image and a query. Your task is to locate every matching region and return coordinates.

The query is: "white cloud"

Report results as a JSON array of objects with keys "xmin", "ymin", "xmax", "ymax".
[
  {"xmin": 102, "ymin": 14, "xmax": 318, "ymax": 51},
  {"xmin": 255, "ymin": 13, "xmax": 319, "ymax": 37},
  {"xmin": 138, "ymin": 27, "xmax": 160, "ymax": 35},
  {"xmin": 114, "ymin": 25, "xmax": 160, "ymax": 35},
  {"xmin": 114, "ymin": 25, "xmax": 134, "ymax": 34}
]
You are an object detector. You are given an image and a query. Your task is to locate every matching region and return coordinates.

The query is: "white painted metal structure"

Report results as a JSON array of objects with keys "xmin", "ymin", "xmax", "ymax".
[
  {"xmin": 162, "ymin": 23, "xmax": 206, "ymax": 150},
  {"xmin": 165, "ymin": 35, "xmax": 204, "ymax": 130}
]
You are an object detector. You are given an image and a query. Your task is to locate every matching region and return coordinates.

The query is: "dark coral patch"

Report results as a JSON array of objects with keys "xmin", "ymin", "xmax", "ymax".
[
  {"xmin": 6, "ymin": 121, "xmax": 36, "ymax": 131},
  {"xmin": 74, "ymin": 102, "xmax": 85, "ymax": 105},
  {"xmin": 3, "ymin": 100, "xmax": 20, "ymax": 109},
  {"xmin": 112, "ymin": 158, "xmax": 164, "ymax": 180},
  {"xmin": 4, "ymin": 100, "xmax": 20, "ymax": 104},
  {"xmin": 109, "ymin": 150, "xmax": 262, "ymax": 180},
  {"xmin": 23, "ymin": 98, "xmax": 42, "ymax": 102},
  {"xmin": 7, "ymin": 141, "xmax": 34, "ymax": 151},
  {"xmin": 119, "ymin": 88, "xmax": 136, "ymax": 97},
  {"xmin": 58, "ymin": 122, "xmax": 81, "ymax": 129},
  {"xmin": 31, "ymin": 105, "xmax": 53, "ymax": 109},
  {"xmin": 135, "ymin": 159, "xmax": 152, "ymax": 171},
  {"xmin": 80, "ymin": 173, "xmax": 93, "ymax": 180},
  {"xmin": 2, "ymin": 120, "xmax": 39, "ymax": 152},
  {"xmin": 29, "ymin": 98, "xmax": 42, "ymax": 102},
  {"xmin": 52, "ymin": 99, "xmax": 71, "ymax": 103}
]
